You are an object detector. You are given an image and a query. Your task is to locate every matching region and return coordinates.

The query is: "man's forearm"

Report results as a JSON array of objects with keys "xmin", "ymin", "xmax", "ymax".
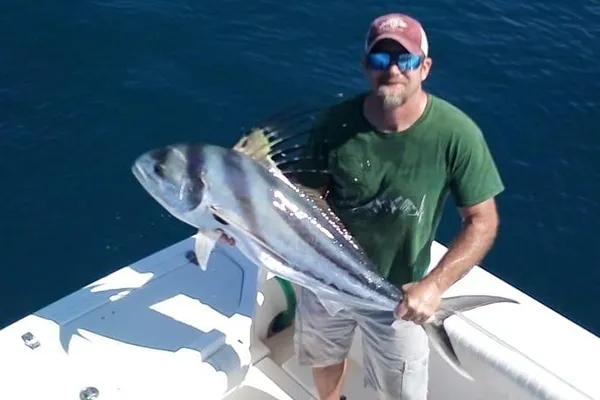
[{"xmin": 423, "ymin": 215, "xmax": 498, "ymax": 293}]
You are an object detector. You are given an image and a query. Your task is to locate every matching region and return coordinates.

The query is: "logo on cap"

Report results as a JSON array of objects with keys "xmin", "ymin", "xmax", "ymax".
[{"xmin": 377, "ymin": 16, "xmax": 408, "ymax": 32}]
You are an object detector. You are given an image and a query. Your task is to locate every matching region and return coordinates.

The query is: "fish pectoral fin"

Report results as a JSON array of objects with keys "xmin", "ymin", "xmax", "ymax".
[
  {"xmin": 193, "ymin": 228, "xmax": 222, "ymax": 271},
  {"xmin": 425, "ymin": 294, "xmax": 520, "ymax": 381}
]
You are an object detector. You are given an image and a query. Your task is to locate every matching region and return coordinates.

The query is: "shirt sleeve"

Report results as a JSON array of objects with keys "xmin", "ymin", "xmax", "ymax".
[{"xmin": 448, "ymin": 120, "xmax": 505, "ymax": 208}]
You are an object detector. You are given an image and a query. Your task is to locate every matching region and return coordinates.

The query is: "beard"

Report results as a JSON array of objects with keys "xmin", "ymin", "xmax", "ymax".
[
  {"xmin": 377, "ymin": 85, "xmax": 407, "ymax": 109},
  {"xmin": 375, "ymin": 74, "xmax": 419, "ymax": 109}
]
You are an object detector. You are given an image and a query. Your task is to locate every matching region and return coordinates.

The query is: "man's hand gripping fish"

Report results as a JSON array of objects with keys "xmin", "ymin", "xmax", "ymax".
[{"xmin": 131, "ymin": 105, "xmax": 518, "ymax": 380}]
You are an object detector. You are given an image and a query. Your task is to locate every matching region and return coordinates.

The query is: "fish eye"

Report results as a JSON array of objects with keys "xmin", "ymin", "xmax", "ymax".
[{"xmin": 153, "ymin": 163, "xmax": 166, "ymax": 178}]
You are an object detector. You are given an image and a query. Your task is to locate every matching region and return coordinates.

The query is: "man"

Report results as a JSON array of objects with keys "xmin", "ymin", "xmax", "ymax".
[{"xmin": 290, "ymin": 12, "xmax": 505, "ymax": 400}]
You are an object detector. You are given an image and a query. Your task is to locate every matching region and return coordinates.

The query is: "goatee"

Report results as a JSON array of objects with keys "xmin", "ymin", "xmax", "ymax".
[{"xmin": 377, "ymin": 86, "xmax": 406, "ymax": 109}]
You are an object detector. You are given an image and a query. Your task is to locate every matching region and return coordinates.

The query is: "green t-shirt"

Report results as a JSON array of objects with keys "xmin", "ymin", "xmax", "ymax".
[{"xmin": 296, "ymin": 92, "xmax": 505, "ymax": 287}]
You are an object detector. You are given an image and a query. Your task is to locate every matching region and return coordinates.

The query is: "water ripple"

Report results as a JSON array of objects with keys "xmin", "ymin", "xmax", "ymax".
[{"xmin": 1, "ymin": 0, "xmax": 599, "ymax": 335}]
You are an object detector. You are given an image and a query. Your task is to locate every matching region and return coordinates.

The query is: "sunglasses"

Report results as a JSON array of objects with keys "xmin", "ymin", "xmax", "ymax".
[{"xmin": 366, "ymin": 52, "xmax": 423, "ymax": 72}]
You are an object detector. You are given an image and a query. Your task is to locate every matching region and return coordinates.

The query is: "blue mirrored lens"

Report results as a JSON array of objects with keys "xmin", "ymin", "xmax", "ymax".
[
  {"xmin": 367, "ymin": 53, "xmax": 391, "ymax": 70},
  {"xmin": 367, "ymin": 53, "xmax": 421, "ymax": 71},
  {"xmin": 397, "ymin": 54, "xmax": 421, "ymax": 70}
]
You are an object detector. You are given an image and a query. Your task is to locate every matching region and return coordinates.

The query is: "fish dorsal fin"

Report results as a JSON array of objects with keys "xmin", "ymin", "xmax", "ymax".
[
  {"xmin": 232, "ymin": 103, "xmax": 331, "ymax": 178},
  {"xmin": 233, "ymin": 127, "xmax": 277, "ymax": 169},
  {"xmin": 232, "ymin": 99, "xmax": 369, "ymax": 258}
]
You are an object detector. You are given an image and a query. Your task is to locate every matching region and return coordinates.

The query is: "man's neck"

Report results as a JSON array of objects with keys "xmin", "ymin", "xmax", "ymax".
[{"xmin": 364, "ymin": 89, "xmax": 429, "ymax": 133}]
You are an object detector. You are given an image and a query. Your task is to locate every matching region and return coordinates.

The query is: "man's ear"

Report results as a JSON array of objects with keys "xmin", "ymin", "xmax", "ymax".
[{"xmin": 420, "ymin": 57, "xmax": 433, "ymax": 81}]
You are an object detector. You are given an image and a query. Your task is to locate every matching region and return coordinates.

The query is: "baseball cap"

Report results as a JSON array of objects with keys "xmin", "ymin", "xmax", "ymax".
[{"xmin": 365, "ymin": 13, "xmax": 429, "ymax": 57}]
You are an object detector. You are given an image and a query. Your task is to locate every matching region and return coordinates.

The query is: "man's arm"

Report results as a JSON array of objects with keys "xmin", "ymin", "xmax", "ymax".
[
  {"xmin": 396, "ymin": 116, "xmax": 504, "ymax": 323},
  {"xmin": 396, "ymin": 196, "xmax": 501, "ymax": 323},
  {"xmin": 422, "ymin": 197, "xmax": 499, "ymax": 292},
  {"xmin": 423, "ymin": 115, "xmax": 504, "ymax": 292}
]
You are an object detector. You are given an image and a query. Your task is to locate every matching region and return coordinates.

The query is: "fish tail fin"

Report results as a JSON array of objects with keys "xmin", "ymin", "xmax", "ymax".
[
  {"xmin": 425, "ymin": 295, "xmax": 519, "ymax": 381},
  {"xmin": 441, "ymin": 294, "xmax": 519, "ymax": 313}
]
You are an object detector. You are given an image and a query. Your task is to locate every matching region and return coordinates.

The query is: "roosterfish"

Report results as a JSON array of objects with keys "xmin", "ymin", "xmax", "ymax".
[{"xmin": 131, "ymin": 104, "xmax": 518, "ymax": 380}]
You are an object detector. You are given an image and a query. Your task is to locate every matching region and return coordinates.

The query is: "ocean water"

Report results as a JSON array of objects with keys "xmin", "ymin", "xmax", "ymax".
[{"xmin": 0, "ymin": 0, "xmax": 599, "ymax": 337}]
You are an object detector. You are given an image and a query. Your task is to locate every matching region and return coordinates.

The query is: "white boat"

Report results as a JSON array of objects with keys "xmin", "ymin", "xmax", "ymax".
[{"xmin": 0, "ymin": 234, "xmax": 598, "ymax": 400}]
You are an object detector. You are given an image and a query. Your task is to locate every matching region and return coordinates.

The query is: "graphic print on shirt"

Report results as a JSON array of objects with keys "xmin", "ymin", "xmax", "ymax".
[
  {"xmin": 349, "ymin": 193, "xmax": 426, "ymax": 223},
  {"xmin": 329, "ymin": 144, "xmax": 427, "ymax": 224}
]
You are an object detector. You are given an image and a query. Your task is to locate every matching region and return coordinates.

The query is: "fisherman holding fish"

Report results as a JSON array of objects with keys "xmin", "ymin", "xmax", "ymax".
[
  {"xmin": 131, "ymin": 11, "xmax": 508, "ymax": 400},
  {"xmin": 279, "ymin": 13, "xmax": 505, "ymax": 400}
]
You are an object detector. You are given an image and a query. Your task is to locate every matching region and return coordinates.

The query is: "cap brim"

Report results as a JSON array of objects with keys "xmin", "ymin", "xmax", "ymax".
[{"xmin": 366, "ymin": 34, "xmax": 424, "ymax": 56}]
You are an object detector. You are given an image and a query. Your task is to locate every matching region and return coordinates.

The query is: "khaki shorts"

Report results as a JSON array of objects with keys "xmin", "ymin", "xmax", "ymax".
[{"xmin": 293, "ymin": 287, "xmax": 430, "ymax": 400}]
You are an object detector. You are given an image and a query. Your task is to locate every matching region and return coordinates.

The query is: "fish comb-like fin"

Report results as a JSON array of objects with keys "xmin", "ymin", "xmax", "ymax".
[
  {"xmin": 255, "ymin": 104, "xmax": 323, "ymax": 132},
  {"xmin": 233, "ymin": 105, "xmax": 320, "ymax": 150},
  {"xmin": 235, "ymin": 126, "xmax": 318, "ymax": 168},
  {"xmin": 280, "ymin": 168, "xmax": 331, "ymax": 176},
  {"xmin": 232, "ymin": 100, "xmax": 367, "ymax": 255},
  {"xmin": 233, "ymin": 127, "xmax": 277, "ymax": 168},
  {"xmin": 269, "ymin": 143, "xmax": 311, "ymax": 159},
  {"xmin": 232, "ymin": 104, "xmax": 332, "ymax": 176},
  {"xmin": 276, "ymin": 156, "xmax": 327, "ymax": 169}
]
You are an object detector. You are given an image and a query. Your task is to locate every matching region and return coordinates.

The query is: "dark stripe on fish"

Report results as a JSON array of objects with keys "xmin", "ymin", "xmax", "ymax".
[
  {"xmin": 229, "ymin": 145, "xmax": 397, "ymax": 301},
  {"xmin": 182, "ymin": 145, "xmax": 206, "ymax": 210},
  {"xmin": 227, "ymin": 144, "xmax": 354, "ymax": 292},
  {"xmin": 223, "ymin": 149, "xmax": 267, "ymax": 244}
]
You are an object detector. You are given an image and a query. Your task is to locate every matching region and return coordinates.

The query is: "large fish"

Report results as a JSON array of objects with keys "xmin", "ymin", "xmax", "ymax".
[{"xmin": 131, "ymin": 105, "xmax": 518, "ymax": 380}]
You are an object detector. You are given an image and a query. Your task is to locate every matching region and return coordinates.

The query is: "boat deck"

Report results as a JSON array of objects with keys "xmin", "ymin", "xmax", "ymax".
[{"xmin": 0, "ymin": 236, "xmax": 598, "ymax": 400}]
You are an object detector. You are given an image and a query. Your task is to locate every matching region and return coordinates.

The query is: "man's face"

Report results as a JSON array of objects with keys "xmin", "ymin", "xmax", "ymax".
[{"xmin": 363, "ymin": 39, "xmax": 432, "ymax": 109}]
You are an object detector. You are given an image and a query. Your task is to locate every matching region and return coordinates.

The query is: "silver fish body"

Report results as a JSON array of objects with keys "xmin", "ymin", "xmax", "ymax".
[
  {"xmin": 133, "ymin": 143, "xmax": 402, "ymax": 311},
  {"xmin": 132, "ymin": 141, "xmax": 519, "ymax": 381}
]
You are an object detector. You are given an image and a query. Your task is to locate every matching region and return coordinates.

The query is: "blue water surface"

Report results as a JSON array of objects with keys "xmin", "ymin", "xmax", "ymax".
[{"xmin": 0, "ymin": 0, "xmax": 599, "ymax": 335}]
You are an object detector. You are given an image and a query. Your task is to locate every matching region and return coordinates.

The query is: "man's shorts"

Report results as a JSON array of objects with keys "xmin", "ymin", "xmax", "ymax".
[{"xmin": 293, "ymin": 287, "xmax": 430, "ymax": 400}]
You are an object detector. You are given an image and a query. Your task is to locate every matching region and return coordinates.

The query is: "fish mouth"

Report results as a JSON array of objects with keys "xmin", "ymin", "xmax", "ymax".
[
  {"xmin": 131, "ymin": 156, "xmax": 151, "ymax": 188},
  {"xmin": 132, "ymin": 154, "xmax": 160, "ymax": 193},
  {"xmin": 132, "ymin": 156, "xmax": 172, "ymax": 213}
]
